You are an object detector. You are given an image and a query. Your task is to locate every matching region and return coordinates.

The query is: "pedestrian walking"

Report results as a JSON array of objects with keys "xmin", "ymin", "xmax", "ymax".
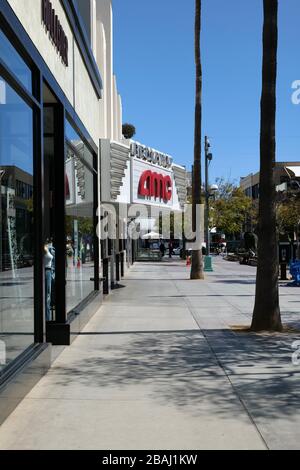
[{"xmin": 159, "ymin": 242, "xmax": 166, "ymax": 258}]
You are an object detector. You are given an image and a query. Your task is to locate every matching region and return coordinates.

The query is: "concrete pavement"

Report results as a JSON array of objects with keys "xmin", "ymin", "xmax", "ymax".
[{"xmin": 0, "ymin": 257, "xmax": 299, "ymax": 450}]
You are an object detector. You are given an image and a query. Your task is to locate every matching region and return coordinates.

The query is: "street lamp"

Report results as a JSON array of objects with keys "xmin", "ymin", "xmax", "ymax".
[{"xmin": 204, "ymin": 136, "xmax": 218, "ymax": 272}]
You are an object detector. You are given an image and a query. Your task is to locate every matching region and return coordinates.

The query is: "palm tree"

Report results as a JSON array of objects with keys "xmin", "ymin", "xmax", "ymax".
[
  {"xmin": 251, "ymin": 0, "xmax": 282, "ymax": 331},
  {"xmin": 191, "ymin": 0, "xmax": 204, "ymax": 280}
]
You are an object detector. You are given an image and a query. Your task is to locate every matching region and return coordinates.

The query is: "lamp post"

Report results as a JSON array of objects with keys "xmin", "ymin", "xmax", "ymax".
[{"xmin": 204, "ymin": 136, "xmax": 217, "ymax": 272}]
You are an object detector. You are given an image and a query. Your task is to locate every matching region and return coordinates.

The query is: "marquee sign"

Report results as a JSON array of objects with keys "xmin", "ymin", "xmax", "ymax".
[
  {"xmin": 131, "ymin": 145, "xmax": 175, "ymax": 207},
  {"xmin": 42, "ymin": 0, "xmax": 69, "ymax": 67},
  {"xmin": 131, "ymin": 142, "xmax": 173, "ymax": 169},
  {"xmin": 138, "ymin": 170, "xmax": 172, "ymax": 201}
]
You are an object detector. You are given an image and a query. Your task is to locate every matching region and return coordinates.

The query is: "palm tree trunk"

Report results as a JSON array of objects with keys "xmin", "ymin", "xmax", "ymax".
[
  {"xmin": 191, "ymin": 0, "xmax": 204, "ymax": 280},
  {"xmin": 251, "ymin": 0, "xmax": 282, "ymax": 331}
]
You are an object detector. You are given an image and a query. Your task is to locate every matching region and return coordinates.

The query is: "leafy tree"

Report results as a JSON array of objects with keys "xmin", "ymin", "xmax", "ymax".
[
  {"xmin": 210, "ymin": 179, "xmax": 255, "ymax": 236},
  {"xmin": 66, "ymin": 216, "xmax": 93, "ymax": 240},
  {"xmin": 122, "ymin": 123, "xmax": 136, "ymax": 140},
  {"xmin": 277, "ymin": 197, "xmax": 300, "ymax": 235},
  {"xmin": 251, "ymin": 0, "xmax": 282, "ymax": 332}
]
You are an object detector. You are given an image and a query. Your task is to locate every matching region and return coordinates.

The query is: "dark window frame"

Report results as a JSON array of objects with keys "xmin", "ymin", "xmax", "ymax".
[
  {"xmin": 0, "ymin": 6, "xmax": 100, "ymax": 362},
  {"xmin": 0, "ymin": 6, "xmax": 98, "ymax": 154},
  {"xmin": 0, "ymin": 57, "xmax": 44, "ymax": 352},
  {"xmin": 65, "ymin": 115, "xmax": 99, "ymax": 315},
  {"xmin": 1, "ymin": 0, "xmax": 103, "ymax": 99}
]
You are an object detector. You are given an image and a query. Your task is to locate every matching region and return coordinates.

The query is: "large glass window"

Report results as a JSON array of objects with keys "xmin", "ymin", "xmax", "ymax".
[
  {"xmin": 0, "ymin": 29, "xmax": 32, "ymax": 93},
  {"xmin": 65, "ymin": 121, "xmax": 96, "ymax": 313},
  {"xmin": 0, "ymin": 77, "xmax": 34, "ymax": 371},
  {"xmin": 43, "ymin": 105, "xmax": 56, "ymax": 322}
]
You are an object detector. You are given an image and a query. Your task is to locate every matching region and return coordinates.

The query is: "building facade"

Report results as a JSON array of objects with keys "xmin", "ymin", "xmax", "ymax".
[
  {"xmin": 240, "ymin": 162, "xmax": 300, "ymax": 199},
  {"xmin": 0, "ymin": 0, "xmax": 187, "ymax": 424},
  {"xmin": 0, "ymin": 0, "xmax": 115, "ymax": 423},
  {"xmin": 100, "ymin": 139, "xmax": 187, "ymax": 291}
]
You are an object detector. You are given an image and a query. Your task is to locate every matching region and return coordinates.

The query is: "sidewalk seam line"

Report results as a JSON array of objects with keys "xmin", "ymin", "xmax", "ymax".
[{"xmin": 174, "ymin": 279, "xmax": 269, "ymax": 450}]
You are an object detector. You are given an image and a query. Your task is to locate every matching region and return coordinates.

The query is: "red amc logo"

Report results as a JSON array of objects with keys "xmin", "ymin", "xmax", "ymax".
[{"xmin": 138, "ymin": 170, "xmax": 172, "ymax": 201}]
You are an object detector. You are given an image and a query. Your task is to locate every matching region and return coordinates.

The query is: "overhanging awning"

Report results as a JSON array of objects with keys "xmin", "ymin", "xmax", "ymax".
[{"xmin": 286, "ymin": 166, "xmax": 300, "ymax": 177}]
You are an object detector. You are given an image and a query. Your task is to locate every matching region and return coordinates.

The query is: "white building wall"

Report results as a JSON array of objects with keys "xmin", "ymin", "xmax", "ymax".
[
  {"xmin": 118, "ymin": 94, "xmax": 123, "ymax": 141},
  {"xmin": 91, "ymin": 0, "xmax": 98, "ymax": 59},
  {"xmin": 96, "ymin": 22, "xmax": 108, "ymax": 138},
  {"xmin": 74, "ymin": 43, "xmax": 100, "ymax": 144},
  {"xmin": 96, "ymin": 0, "xmax": 123, "ymax": 142},
  {"xmin": 74, "ymin": 0, "xmax": 124, "ymax": 141},
  {"xmin": 7, "ymin": 0, "xmax": 74, "ymax": 105},
  {"xmin": 113, "ymin": 75, "xmax": 119, "ymax": 141},
  {"xmin": 117, "ymin": 159, "xmax": 131, "ymax": 204},
  {"xmin": 7, "ymin": 0, "xmax": 101, "ymax": 144},
  {"xmin": 96, "ymin": 0, "xmax": 114, "ymax": 139}
]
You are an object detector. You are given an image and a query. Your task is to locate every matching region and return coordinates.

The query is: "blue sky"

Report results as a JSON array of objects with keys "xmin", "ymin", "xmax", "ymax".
[{"xmin": 113, "ymin": 0, "xmax": 300, "ymax": 183}]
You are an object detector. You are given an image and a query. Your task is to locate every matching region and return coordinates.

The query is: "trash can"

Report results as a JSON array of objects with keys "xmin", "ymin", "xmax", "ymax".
[
  {"xmin": 290, "ymin": 261, "xmax": 300, "ymax": 286},
  {"xmin": 279, "ymin": 243, "xmax": 291, "ymax": 280}
]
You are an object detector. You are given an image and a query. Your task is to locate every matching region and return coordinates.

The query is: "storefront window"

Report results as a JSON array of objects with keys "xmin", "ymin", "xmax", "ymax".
[
  {"xmin": 43, "ymin": 105, "xmax": 56, "ymax": 322},
  {"xmin": 0, "ymin": 29, "xmax": 32, "ymax": 93},
  {"xmin": 0, "ymin": 77, "xmax": 34, "ymax": 371},
  {"xmin": 65, "ymin": 121, "xmax": 96, "ymax": 313}
]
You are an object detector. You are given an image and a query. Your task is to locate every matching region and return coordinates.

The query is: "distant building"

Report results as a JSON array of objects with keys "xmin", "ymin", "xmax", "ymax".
[
  {"xmin": 240, "ymin": 162, "xmax": 300, "ymax": 199},
  {"xmin": 0, "ymin": 166, "xmax": 34, "ymax": 271}
]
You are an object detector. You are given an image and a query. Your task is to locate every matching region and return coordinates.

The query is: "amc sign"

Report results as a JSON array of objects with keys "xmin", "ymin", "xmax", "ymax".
[{"xmin": 138, "ymin": 170, "xmax": 172, "ymax": 202}]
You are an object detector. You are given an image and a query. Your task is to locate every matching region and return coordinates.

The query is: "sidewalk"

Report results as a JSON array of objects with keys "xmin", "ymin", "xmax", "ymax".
[{"xmin": 0, "ymin": 257, "xmax": 299, "ymax": 450}]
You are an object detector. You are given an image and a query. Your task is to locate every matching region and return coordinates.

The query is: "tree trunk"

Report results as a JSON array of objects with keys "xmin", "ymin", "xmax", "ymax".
[
  {"xmin": 251, "ymin": 0, "xmax": 282, "ymax": 331},
  {"xmin": 191, "ymin": 0, "xmax": 204, "ymax": 280}
]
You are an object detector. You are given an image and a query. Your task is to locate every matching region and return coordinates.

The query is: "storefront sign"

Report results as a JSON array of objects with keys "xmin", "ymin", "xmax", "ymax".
[
  {"xmin": 42, "ymin": 0, "xmax": 69, "ymax": 67},
  {"xmin": 131, "ymin": 142, "xmax": 173, "ymax": 169},
  {"xmin": 138, "ymin": 170, "xmax": 172, "ymax": 201}
]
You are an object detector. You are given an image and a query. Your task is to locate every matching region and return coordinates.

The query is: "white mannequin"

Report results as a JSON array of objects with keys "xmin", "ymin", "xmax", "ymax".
[
  {"xmin": 44, "ymin": 244, "xmax": 53, "ymax": 268},
  {"xmin": 44, "ymin": 241, "xmax": 55, "ymax": 321}
]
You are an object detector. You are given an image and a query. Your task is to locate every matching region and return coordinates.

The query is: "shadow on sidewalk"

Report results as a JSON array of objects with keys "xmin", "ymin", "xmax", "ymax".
[
  {"xmin": 48, "ymin": 327, "xmax": 300, "ymax": 421},
  {"xmin": 214, "ymin": 279, "xmax": 256, "ymax": 285}
]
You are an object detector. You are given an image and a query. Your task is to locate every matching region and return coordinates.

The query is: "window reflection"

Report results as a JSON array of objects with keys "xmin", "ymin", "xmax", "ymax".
[
  {"xmin": 65, "ymin": 121, "xmax": 95, "ymax": 313},
  {"xmin": 0, "ymin": 30, "xmax": 32, "ymax": 93},
  {"xmin": 0, "ymin": 77, "xmax": 34, "ymax": 370},
  {"xmin": 43, "ymin": 105, "xmax": 56, "ymax": 322}
]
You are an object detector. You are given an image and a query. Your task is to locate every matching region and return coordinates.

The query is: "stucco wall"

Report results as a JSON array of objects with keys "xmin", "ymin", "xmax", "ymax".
[
  {"xmin": 96, "ymin": 21, "xmax": 107, "ymax": 138},
  {"xmin": 8, "ymin": 0, "xmax": 74, "ymax": 103},
  {"xmin": 117, "ymin": 159, "xmax": 131, "ymax": 204},
  {"xmin": 74, "ymin": 41, "xmax": 100, "ymax": 143},
  {"xmin": 7, "ymin": 0, "xmax": 100, "ymax": 144},
  {"xmin": 96, "ymin": 0, "xmax": 113, "ymax": 139}
]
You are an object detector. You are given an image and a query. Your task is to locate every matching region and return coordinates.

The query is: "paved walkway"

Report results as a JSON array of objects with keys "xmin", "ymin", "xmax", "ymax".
[{"xmin": 0, "ymin": 257, "xmax": 300, "ymax": 450}]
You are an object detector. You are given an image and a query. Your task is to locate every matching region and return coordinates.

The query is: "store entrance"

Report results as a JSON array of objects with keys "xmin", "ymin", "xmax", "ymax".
[{"xmin": 43, "ymin": 84, "xmax": 57, "ymax": 322}]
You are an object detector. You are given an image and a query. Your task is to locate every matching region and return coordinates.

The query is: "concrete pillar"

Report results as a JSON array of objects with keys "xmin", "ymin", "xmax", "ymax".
[{"xmin": 96, "ymin": 0, "xmax": 113, "ymax": 139}]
